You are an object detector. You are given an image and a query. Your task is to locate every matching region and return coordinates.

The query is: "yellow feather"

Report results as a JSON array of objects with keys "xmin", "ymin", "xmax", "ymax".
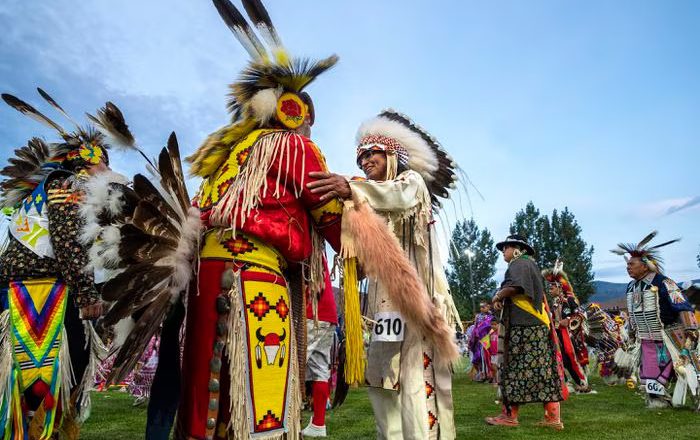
[
  {"xmin": 222, "ymin": 118, "xmax": 258, "ymax": 144},
  {"xmin": 198, "ymin": 148, "xmax": 228, "ymax": 178},
  {"xmin": 273, "ymin": 48, "xmax": 290, "ymax": 66},
  {"xmin": 186, "ymin": 118, "xmax": 259, "ymax": 178}
]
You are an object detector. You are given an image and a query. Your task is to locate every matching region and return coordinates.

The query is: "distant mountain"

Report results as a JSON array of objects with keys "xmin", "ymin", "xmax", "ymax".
[
  {"xmin": 589, "ymin": 278, "xmax": 700, "ymax": 308},
  {"xmin": 589, "ymin": 280, "xmax": 628, "ymax": 304}
]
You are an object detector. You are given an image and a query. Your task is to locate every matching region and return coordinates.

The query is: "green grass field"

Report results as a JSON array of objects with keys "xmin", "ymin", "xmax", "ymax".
[{"xmin": 81, "ymin": 373, "xmax": 700, "ymax": 439}]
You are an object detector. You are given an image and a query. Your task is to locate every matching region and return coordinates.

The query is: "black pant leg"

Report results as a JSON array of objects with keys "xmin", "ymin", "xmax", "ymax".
[
  {"xmin": 64, "ymin": 296, "xmax": 90, "ymax": 393},
  {"xmin": 146, "ymin": 299, "xmax": 185, "ymax": 440}
]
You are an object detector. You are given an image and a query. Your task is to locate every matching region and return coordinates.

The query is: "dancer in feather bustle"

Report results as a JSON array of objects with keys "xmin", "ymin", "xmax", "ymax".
[
  {"xmin": 583, "ymin": 303, "xmax": 629, "ymax": 385},
  {"xmin": 0, "ymin": 90, "xmax": 132, "ymax": 439},
  {"xmin": 175, "ymin": 1, "xmax": 344, "ymax": 438},
  {"xmin": 542, "ymin": 261, "xmax": 591, "ymax": 393},
  {"xmin": 72, "ymin": 2, "xmax": 441, "ymax": 439},
  {"xmin": 612, "ymin": 231, "xmax": 699, "ymax": 409},
  {"xmin": 309, "ymin": 110, "xmax": 462, "ymax": 439},
  {"xmin": 75, "ymin": 122, "xmax": 200, "ymax": 440}
]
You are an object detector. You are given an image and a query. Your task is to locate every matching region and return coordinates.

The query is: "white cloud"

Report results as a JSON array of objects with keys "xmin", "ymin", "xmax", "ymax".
[
  {"xmin": 666, "ymin": 196, "xmax": 700, "ymax": 216},
  {"xmin": 630, "ymin": 197, "xmax": 697, "ymax": 219}
]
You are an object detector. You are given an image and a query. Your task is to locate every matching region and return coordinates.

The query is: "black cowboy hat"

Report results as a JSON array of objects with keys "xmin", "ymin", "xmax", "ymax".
[{"xmin": 496, "ymin": 234, "xmax": 535, "ymax": 256}]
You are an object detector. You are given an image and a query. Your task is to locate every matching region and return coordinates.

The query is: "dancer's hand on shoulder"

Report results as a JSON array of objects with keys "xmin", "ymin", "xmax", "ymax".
[{"xmin": 307, "ymin": 171, "xmax": 352, "ymax": 201}]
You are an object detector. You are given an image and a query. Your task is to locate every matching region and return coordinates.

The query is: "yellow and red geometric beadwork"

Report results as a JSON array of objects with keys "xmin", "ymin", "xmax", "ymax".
[{"xmin": 239, "ymin": 268, "xmax": 292, "ymax": 436}]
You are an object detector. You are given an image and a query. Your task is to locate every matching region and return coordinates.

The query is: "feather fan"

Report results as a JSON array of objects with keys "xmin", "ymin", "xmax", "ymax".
[
  {"xmin": 78, "ymin": 169, "xmax": 131, "ymax": 255},
  {"xmin": 81, "ymin": 133, "xmax": 201, "ymax": 383}
]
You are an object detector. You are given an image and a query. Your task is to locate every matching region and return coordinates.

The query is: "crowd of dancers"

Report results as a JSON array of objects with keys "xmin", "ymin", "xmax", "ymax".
[{"xmin": 0, "ymin": 1, "xmax": 698, "ymax": 439}]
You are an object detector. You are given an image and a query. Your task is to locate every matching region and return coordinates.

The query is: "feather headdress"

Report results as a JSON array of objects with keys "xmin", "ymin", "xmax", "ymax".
[
  {"xmin": 1, "ymin": 89, "xmax": 151, "ymax": 207},
  {"xmin": 356, "ymin": 109, "xmax": 458, "ymax": 210},
  {"xmin": 610, "ymin": 231, "xmax": 680, "ymax": 274},
  {"xmin": 186, "ymin": 0, "xmax": 339, "ymax": 177},
  {"xmin": 0, "ymin": 138, "xmax": 55, "ymax": 208},
  {"xmin": 542, "ymin": 259, "xmax": 574, "ymax": 295}
]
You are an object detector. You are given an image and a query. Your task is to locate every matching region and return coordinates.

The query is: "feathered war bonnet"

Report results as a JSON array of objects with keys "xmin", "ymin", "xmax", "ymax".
[
  {"xmin": 542, "ymin": 259, "xmax": 575, "ymax": 296},
  {"xmin": 186, "ymin": 0, "xmax": 339, "ymax": 178},
  {"xmin": 340, "ymin": 110, "xmax": 465, "ymax": 378},
  {"xmin": 0, "ymin": 88, "xmax": 145, "ymax": 208},
  {"xmin": 610, "ymin": 230, "xmax": 680, "ymax": 274},
  {"xmin": 355, "ymin": 109, "xmax": 458, "ymax": 210}
]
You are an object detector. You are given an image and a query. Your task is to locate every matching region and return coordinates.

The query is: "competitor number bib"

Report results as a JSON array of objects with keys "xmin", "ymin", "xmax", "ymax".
[
  {"xmin": 372, "ymin": 311, "xmax": 405, "ymax": 342},
  {"xmin": 645, "ymin": 379, "xmax": 666, "ymax": 396}
]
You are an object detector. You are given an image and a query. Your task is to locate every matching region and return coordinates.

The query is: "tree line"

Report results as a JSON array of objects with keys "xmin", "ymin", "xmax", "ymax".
[{"xmin": 447, "ymin": 202, "xmax": 595, "ymax": 319}]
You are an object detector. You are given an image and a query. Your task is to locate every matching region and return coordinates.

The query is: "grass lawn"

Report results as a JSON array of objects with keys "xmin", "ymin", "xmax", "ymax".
[{"xmin": 82, "ymin": 372, "xmax": 700, "ymax": 439}]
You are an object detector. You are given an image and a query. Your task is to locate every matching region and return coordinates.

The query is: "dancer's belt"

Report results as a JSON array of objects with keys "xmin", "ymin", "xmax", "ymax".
[{"xmin": 201, "ymin": 229, "xmax": 286, "ymax": 275}]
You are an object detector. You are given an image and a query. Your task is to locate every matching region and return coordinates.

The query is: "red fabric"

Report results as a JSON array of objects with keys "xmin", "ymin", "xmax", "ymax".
[
  {"xmin": 176, "ymin": 261, "xmax": 291, "ymax": 439},
  {"xmin": 542, "ymin": 295, "xmax": 569, "ymax": 401},
  {"xmin": 215, "ymin": 354, "xmax": 232, "ymax": 440},
  {"xmin": 181, "ymin": 132, "xmax": 343, "ymax": 439},
  {"xmin": 543, "ymin": 401, "xmax": 561, "ymax": 421},
  {"xmin": 488, "ymin": 330, "xmax": 498, "ymax": 356},
  {"xmin": 306, "ymin": 258, "xmax": 337, "ymax": 324},
  {"xmin": 176, "ymin": 260, "xmax": 226, "ymax": 440},
  {"xmin": 200, "ymin": 133, "xmax": 342, "ymax": 263},
  {"xmin": 574, "ymin": 331, "xmax": 590, "ymax": 366},
  {"xmin": 558, "ymin": 328, "xmax": 587, "ymax": 382},
  {"xmin": 311, "ymin": 381, "xmax": 329, "ymax": 426},
  {"xmin": 43, "ymin": 394, "xmax": 55, "ymax": 410},
  {"xmin": 31, "ymin": 380, "xmax": 50, "ymax": 398}
]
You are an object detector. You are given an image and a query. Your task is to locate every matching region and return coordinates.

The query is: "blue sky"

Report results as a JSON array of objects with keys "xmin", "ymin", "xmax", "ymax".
[{"xmin": 1, "ymin": 0, "xmax": 698, "ymax": 283}]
